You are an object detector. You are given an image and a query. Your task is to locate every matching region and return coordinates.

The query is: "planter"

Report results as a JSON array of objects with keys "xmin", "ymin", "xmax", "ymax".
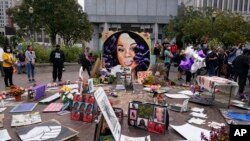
[{"xmin": 15, "ymin": 95, "xmax": 22, "ymax": 102}]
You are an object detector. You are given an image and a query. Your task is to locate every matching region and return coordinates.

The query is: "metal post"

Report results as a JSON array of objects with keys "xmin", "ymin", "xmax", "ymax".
[{"xmin": 228, "ymin": 86, "xmax": 233, "ymax": 108}]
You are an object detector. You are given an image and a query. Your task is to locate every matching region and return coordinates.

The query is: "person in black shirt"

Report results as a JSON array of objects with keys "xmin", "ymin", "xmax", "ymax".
[
  {"xmin": 153, "ymin": 42, "xmax": 161, "ymax": 58},
  {"xmin": 16, "ymin": 51, "xmax": 26, "ymax": 74},
  {"xmin": 49, "ymin": 45, "xmax": 65, "ymax": 82},
  {"xmin": 206, "ymin": 48, "xmax": 218, "ymax": 76},
  {"xmin": 79, "ymin": 48, "xmax": 91, "ymax": 77},
  {"xmin": 233, "ymin": 49, "xmax": 250, "ymax": 101}
]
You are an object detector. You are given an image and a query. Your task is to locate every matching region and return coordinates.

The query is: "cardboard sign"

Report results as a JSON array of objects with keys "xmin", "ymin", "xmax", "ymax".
[
  {"xmin": 11, "ymin": 112, "xmax": 42, "ymax": 127},
  {"xmin": 39, "ymin": 93, "xmax": 60, "ymax": 104},
  {"xmin": 71, "ymin": 94, "xmax": 95, "ymax": 122},
  {"xmin": 137, "ymin": 71, "xmax": 152, "ymax": 84},
  {"xmin": 128, "ymin": 101, "xmax": 169, "ymax": 134},
  {"xmin": 94, "ymin": 88, "xmax": 121, "ymax": 141}
]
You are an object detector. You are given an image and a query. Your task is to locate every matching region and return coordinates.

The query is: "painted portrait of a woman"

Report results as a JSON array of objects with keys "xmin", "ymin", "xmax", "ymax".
[{"xmin": 103, "ymin": 31, "xmax": 150, "ymax": 72}]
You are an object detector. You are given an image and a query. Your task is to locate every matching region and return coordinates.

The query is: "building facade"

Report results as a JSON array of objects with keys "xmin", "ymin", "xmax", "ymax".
[
  {"xmin": 84, "ymin": 0, "xmax": 178, "ymax": 51},
  {"xmin": 179, "ymin": 0, "xmax": 250, "ymax": 19}
]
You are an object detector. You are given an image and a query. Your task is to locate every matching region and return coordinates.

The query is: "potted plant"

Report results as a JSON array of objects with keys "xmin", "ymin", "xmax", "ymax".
[{"xmin": 9, "ymin": 86, "xmax": 25, "ymax": 102}]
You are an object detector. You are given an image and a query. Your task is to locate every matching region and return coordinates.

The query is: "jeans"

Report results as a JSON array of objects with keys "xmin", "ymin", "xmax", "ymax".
[
  {"xmin": 3, "ymin": 67, "xmax": 13, "ymax": 87},
  {"xmin": 208, "ymin": 64, "xmax": 216, "ymax": 77},
  {"xmin": 17, "ymin": 62, "xmax": 26, "ymax": 74},
  {"xmin": 0, "ymin": 61, "xmax": 4, "ymax": 76},
  {"xmin": 26, "ymin": 62, "xmax": 35, "ymax": 80},
  {"xmin": 165, "ymin": 62, "xmax": 171, "ymax": 81}
]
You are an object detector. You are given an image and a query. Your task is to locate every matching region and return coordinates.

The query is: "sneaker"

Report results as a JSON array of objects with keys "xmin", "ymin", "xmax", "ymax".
[
  {"xmin": 29, "ymin": 79, "xmax": 32, "ymax": 82},
  {"xmin": 5, "ymin": 86, "xmax": 10, "ymax": 90},
  {"xmin": 58, "ymin": 79, "xmax": 62, "ymax": 82},
  {"xmin": 32, "ymin": 79, "xmax": 36, "ymax": 82},
  {"xmin": 239, "ymin": 93, "xmax": 248, "ymax": 101},
  {"xmin": 53, "ymin": 79, "xmax": 56, "ymax": 82}
]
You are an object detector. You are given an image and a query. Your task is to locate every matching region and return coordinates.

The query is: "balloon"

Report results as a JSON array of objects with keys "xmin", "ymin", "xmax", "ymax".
[
  {"xmin": 180, "ymin": 57, "xmax": 194, "ymax": 71},
  {"xmin": 198, "ymin": 50, "xmax": 206, "ymax": 58}
]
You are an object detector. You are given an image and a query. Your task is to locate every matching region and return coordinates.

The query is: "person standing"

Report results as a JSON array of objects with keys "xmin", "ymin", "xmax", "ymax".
[
  {"xmin": 2, "ymin": 47, "xmax": 15, "ymax": 88},
  {"xmin": 164, "ymin": 46, "xmax": 173, "ymax": 81},
  {"xmin": 206, "ymin": 48, "xmax": 218, "ymax": 76},
  {"xmin": 49, "ymin": 44, "xmax": 65, "ymax": 82},
  {"xmin": 25, "ymin": 45, "xmax": 36, "ymax": 82},
  {"xmin": 79, "ymin": 48, "xmax": 91, "ymax": 77},
  {"xmin": 233, "ymin": 49, "xmax": 250, "ymax": 101},
  {"xmin": 0, "ymin": 46, "xmax": 4, "ymax": 77}
]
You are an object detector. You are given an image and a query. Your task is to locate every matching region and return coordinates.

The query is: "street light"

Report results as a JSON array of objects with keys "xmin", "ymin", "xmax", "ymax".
[
  {"xmin": 29, "ymin": 6, "xmax": 34, "ymax": 43},
  {"xmin": 212, "ymin": 11, "xmax": 217, "ymax": 39}
]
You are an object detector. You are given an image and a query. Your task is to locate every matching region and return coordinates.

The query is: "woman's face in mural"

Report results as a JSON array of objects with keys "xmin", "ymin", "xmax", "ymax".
[{"xmin": 117, "ymin": 33, "xmax": 138, "ymax": 69}]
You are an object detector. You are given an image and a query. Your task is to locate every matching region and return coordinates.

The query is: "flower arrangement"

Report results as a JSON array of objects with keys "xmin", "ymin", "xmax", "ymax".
[
  {"xmin": 201, "ymin": 126, "xmax": 229, "ymax": 141},
  {"xmin": 9, "ymin": 86, "xmax": 25, "ymax": 97}
]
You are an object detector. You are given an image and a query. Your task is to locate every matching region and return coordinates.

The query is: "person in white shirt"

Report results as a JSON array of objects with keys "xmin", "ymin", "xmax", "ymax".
[
  {"xmin": 25, "ymin": 45, "xmax": 36, "ymax": 82},
  {"xmin": 0, "ymin": 46, "xmax": 4, "ymax": 77}
]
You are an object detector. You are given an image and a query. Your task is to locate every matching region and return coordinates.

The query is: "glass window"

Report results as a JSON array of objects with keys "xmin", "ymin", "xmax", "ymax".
[
  {"xmin": 244, "ymin": 0, "xmax": 248, "ymax": 11},
  {"xmin": 234, "ymin": 0, "xmax": 238, "ymax": 11},
  {"xmin": 239, "ymin": 0, "xmax": 243, "ymax": 11},
  {"xmin": 219, "ymin": 0, "xmax": 223, "ymax": 8}
]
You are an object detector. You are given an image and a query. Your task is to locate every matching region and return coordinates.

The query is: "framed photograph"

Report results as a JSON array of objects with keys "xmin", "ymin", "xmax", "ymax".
[
  {"xmin": 129, "ymin": 109, "xmax": 137, "ymax": 120},
  {"xmin": 148, "ymin": 121, "xmax": 165, "ymax": 134},
  {"xmin": 136, "ymin": 118, "xmax": 148, "ymax": 129},
  {"xmin": 154, "ymin": 107, "xmax": 166, "ymax": 123},
  {"xmin": 137, "ymin": 104, "xmax": 154, "ymax": 119},
  {"xmin": 129, "ymin": 103, "xmax": 139, "ymax": 109}
]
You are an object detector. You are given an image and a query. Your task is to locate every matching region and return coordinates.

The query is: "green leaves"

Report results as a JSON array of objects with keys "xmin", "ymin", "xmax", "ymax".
[
  {"xmin": 8, "ymin": 0, "xmax": 93, "ymax": 46},
  {"xmin": 164, "ymin": 7, "xmax": 250, "ymax": 48}
]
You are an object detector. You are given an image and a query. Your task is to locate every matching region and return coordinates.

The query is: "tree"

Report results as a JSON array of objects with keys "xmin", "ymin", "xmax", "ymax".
[
  {"xmin": 0, "ymin": 35, "xmax": 9, "ymax": 48},
  {"xmin": 8, "ymin": 0, "xmax": 93, "ymax": 46},
  {"xmin": 164, "ymin": 7, "xmax": 250, "ymax": 48}
]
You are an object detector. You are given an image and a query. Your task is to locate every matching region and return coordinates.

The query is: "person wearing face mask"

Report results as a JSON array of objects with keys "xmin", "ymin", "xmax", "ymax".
[
  {"xmin": 2, "ymin": 47, "xmax": 15, "ymax": 89},
  {"xmin": 49, "ymin": 44, "xmax": 65, "ymax": 82},
  {"xmin": 25, "ymin": 45, "xmax": 36, "ymax": 82}
]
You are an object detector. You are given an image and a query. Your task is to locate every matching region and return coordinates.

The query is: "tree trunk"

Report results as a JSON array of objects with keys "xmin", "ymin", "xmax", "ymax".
[{"xmin": 50, "ymin": 33, "xmax": 57, "ymax": 46}]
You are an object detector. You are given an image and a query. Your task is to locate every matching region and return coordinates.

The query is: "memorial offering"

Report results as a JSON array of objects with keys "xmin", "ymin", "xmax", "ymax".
[
  {"xmin": 39, "ymin": 93, "xmax": 61, "ymax": 104},
  {"xmin": 16, "ymin": 119, "xmax": 79, "ymax": 141},
  {"xmin": 11, "ymin": 112, "xmax": 42, "ymax": 127},
  {"xmin": 128, "ymin": 101, "xmax": 169, "ymax": 134},
  {"xmin": 71, "ymin": 94, "xmax": 95, "ymax": 122},
  {"xmin": 0, "ymin": 129, "xmax": 11, "ymax": 141},
  {"xmin": 137, "ymin": 71, "xmax": 152, "ymax": 84},
  {"xmin": 220, "ymin": 109, "xmax": 250, "ymax": 125},
  {"xmin": 10, "ymin": 103, "xmax": 37, "ymax": 113},
  {"xmin": 43, "ymin": 103, "xmax": 63, "ymax": 112},
  {"xmin": 32, "ymin": 85, "xmax": 46, "ymax": 100}
]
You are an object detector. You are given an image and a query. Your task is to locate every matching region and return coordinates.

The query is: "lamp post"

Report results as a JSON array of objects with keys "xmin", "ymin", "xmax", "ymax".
[
  {"xmin": 28, "ymin": 6, "xmax": 34, "ymax": 43},
  {"xmin": 212, "ymin": 11, "xmax": 217, "ymax": 39}
]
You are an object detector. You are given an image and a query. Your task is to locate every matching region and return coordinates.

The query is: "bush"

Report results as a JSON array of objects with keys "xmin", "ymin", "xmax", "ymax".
[
  {"xmin": 32, "ymin": 44, "xmax": 51, "ymax": 63},
  {"xmin": 21, "ymin": 43, "xmax": 82, "ymax": 63},
  {"xmin": 61, "ymin": 46, "xmax": 82, "ymax": 62}
]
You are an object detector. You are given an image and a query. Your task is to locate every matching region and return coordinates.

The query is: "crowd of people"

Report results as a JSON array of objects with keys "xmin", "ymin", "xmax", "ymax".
[
  {"xmin": 153, "ymin": 41, "xmax": 250, "ymax": 101},
  {"xmin": 0, "ymin": 45, "xmax": 96, "ymax": 89}
]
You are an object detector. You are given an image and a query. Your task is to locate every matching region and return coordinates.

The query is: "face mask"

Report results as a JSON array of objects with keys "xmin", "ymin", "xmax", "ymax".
[{"xmin": 6, "ymin": 49, "xmax": 11, "ymax": 53}]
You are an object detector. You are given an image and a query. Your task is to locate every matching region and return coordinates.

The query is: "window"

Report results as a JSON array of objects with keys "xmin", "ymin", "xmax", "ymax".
[{"xmin": 244, "ymin": 0, "xmax": 248, "ymax": 11}]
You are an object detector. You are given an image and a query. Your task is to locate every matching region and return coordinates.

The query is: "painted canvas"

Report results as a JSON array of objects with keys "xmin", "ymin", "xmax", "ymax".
[
  {"xmin": 43, "ymin": 103, "xmax": 63, "ymax": 112},
  {"xmin": 10, "ymin": 103, "xmax": 37, "ymax": 113},
  {"xmin": 16, "ymin": 119, "xmax": 78, "ymax": 141},
  {"xmin": 39, "ymin": 93, "xmax": 60, "ymax": 104},
  {"xmin": 102, "ymin": 31, "xmax": 151, "ymax": 72}
]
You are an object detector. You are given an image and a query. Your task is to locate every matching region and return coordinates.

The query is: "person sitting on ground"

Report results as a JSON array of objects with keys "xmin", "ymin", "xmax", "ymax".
[{"xmin": 16, "ymin": 51, "xmax": 26, "ymax": 74}]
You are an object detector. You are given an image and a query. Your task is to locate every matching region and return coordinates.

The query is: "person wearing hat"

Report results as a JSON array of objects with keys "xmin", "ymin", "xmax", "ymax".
[{"xmin": 233, "ymin": 49, "xmax": 250, "ymax": 101}]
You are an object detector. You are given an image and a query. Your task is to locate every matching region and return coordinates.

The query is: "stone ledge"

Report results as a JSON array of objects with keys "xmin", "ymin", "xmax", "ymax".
[{"xmin": 35, "ymin": 63, "xmax": 80, "ymax": 73}]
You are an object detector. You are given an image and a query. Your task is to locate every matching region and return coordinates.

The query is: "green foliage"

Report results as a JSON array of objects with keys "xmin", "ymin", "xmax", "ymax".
[
  {"xmin": 32, "ymin": 44, "xmax": 51, "ymax": 63},
  {"xmin": 8, "ymin": 0, "xmax": 93, "ymax": 46},
  {"xmin": 138, "ymin": 104, "xmax": 154, "ymax": 119},
  {"xmin": 208, "ymin": 38, "xmax": 224, "ymax": 50},
  {"xmin": 61, "ymin": 47, "xmax": 81, "ymax": 62},
  {"xmin": 164, "ymin": 7, "xmax": 250, "ymax": 47},
  {"xmin": 91, "ymin": 51, "xmax": 101, "ymax": 58},
  {"xmin": 143, "ymin": 75, "xmax": 154, "ymax": 85},
  {"xmin": 0, "ymin": 35, "xmax": 9, "ymax": 48}
]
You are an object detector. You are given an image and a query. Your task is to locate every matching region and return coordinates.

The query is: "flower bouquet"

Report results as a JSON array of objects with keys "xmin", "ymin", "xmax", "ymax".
[
  {"xmin": 0, "ymin": 91, "xmax": 7, "ymax": 107},
  {"xmin": 9, "ymin": 86, "xmax": 25, "ymax": 101}
]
